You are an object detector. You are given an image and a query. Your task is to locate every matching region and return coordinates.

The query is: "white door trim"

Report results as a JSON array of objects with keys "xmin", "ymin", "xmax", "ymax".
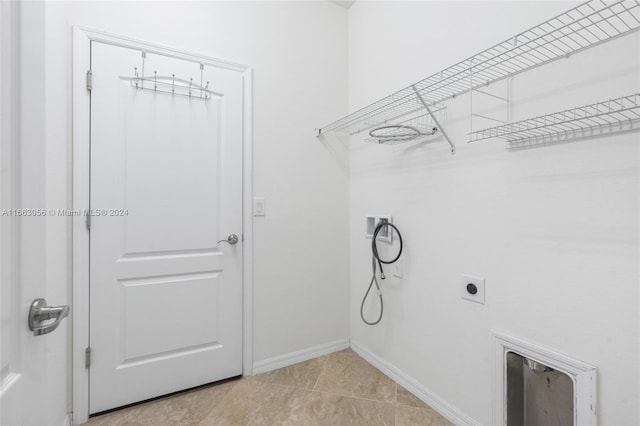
[
  {"xmin": 0, "ymin": 1, "xmax": 22, "ymax": 421},
  {"xmin": 71, "ymin": 27, "xmax": 253, "ymax": 425}
]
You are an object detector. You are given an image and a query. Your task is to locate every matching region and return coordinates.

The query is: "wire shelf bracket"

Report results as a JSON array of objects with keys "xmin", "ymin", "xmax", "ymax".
[
  {"xmin": 467, "ymin": 93, "xmax": 640, "ymax": 148},
  {"xmin": 414, "ymin": 86, "xmax": 455, "ymax": 153},
  {"xmin": 317, "ymin": 0, "xmax": 640, "ymax": 147}
]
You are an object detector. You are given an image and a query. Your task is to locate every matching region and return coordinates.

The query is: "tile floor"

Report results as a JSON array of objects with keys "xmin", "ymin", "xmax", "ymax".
[{"xmin": 85, "ymin": 349, "xmax": 453, "ymax": 426}]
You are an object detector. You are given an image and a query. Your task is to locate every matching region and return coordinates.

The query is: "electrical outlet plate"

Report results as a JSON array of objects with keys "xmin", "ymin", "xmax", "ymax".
[
  {"xmin": 461, "ymin": 274, "xmax": 485, "ymax": 304},
  {"xmin": 392, "ymin": 257, "xmax": 403, "ymax": 278}
]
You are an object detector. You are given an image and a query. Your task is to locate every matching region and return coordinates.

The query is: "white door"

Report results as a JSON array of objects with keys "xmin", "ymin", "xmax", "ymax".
[{"xmin": 89, "ymin": 42, "xmax": 243, "ymax": 413}]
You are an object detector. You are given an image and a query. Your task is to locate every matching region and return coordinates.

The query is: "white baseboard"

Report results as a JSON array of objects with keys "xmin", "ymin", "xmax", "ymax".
[
  {"xmin": 252, "ymin": 338, "xmax": 350, "ymax": 375},
  {"xmin": 350, "ymin": 340, "xmax": 479, "ymax": 426},
  {"xmin": 63, "ymin": 413, "xmax": 72, "ymax": 426}
]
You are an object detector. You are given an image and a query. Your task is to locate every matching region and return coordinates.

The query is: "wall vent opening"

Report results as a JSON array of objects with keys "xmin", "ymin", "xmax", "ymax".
[
  {"xmin": 506, "ymin": 351, "xmax": 574, "ymax": 425},
  {"xmin": 492, "ymin": 331, "xmax": 597, "ymax": 426}
]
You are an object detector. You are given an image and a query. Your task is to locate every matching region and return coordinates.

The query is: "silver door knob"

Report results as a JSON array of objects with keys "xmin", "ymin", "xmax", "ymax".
[
  {"xmin": 217, "ymin": 234, "xmax": 239, "ymax": 245},
  {"xmin": 28, "ymin": 298, "xmax": 70, "ymax": 336}
]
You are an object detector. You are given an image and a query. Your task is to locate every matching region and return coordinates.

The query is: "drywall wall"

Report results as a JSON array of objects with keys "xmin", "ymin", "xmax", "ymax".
[
  {"xmin": 41, "ymin": 1, "xmax": 348, "ymax": 421},
  {"xmin": 349, "ymin": 2, "xmax": 639, "ymax": 425}
]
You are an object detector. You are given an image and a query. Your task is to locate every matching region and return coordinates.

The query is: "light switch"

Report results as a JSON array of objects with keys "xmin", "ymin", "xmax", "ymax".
[{"xmin": 253, "ymin": 197, "xmax": 265, "ymax": 216}]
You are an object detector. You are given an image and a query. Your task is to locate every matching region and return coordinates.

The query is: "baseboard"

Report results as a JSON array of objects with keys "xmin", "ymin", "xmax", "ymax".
[
  {"xmin": 350, "ymin": 340, "xmax": 479, "ymax": 426},
  {"xmin": 62, "ymin": 413, "xmax": 72, "ymax": 426},
  {"xmin": 252, "ymin": 338, "xmax": 350, "ymax": 375}
]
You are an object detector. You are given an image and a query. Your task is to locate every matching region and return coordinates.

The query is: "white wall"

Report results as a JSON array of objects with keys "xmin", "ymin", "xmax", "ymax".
[
  {"xmin": 349, "ymin": 2, "xmax": 639, "ymax": 425},
  {"xmin": 41, "ymin": 1, "xmax": 349, "ymax": 421},
  {"xmin": 29, "ymin": 1, "xmax": 640, "ymax": 424}
]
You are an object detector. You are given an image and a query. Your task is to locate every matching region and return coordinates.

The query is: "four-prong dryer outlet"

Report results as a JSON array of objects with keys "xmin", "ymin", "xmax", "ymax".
[{"xmin": 461, "ymin": 274, "xmax": 485, "ymax": 304}]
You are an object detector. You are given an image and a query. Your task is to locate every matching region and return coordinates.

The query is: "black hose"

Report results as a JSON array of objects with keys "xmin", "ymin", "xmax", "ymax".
[
  {"xmin": 360, "ymin": 221, "xmax": 403, "ymax": 326},
  {"xmin": 371, "ymin": 222, "xmax": 403, "ymax": 279}
]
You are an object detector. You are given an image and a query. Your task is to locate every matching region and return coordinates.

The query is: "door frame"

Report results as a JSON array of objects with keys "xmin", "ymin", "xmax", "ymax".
[
  {"xmin": 0, "ymin": 0, "xmax": 21, "ymax": 421},
  {"xmin": 71, "ymin": 27, "xmax": 253, "ymax": 425}
]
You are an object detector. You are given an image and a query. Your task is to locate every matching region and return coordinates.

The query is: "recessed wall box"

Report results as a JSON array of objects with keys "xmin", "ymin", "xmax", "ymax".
[
  {"xmin": 376, "ymin": 216, "xmax": 393, "ymax": 243},
  {"xmin": 366, "ymin": 215, "xmax": 393, "ymax": 243},
  {"xmin": 366, "ymin": 216, "xmax": 376, "ymax": 238}
]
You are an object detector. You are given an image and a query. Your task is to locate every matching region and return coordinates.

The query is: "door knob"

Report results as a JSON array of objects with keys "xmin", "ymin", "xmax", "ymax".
[
  {"xmin": 217, "ymin": 234, "xmax": 239, "ymax": 245},
  {"xmin": 28, "ymin": 298, "xmax": 70, "ymax": 336}
]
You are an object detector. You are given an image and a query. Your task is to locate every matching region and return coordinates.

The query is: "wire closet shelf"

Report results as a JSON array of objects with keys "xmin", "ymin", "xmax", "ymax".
[
  {"xmin": 468, "ymin": 93, "xmax": 640, "ymax": 148},
  {"xmin": 363, "ymin": 91, "xmax": 447, "ymax": 146},
  {"xmin": 317, "ymin": 0, "xmax": 640, "ymax": 141}
]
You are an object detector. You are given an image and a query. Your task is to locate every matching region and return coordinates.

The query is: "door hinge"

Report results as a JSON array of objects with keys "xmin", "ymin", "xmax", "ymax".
[
  {"xmin": 85, "ymin": 211, "xmax": 91, "ymax": 231},
  {"xmin": 86, "ymin": 70, "xmax": 92, "ymax": 91},
  {"xmin": 85, "ymin": 347, "xmax": 91, "ymax": 369}
]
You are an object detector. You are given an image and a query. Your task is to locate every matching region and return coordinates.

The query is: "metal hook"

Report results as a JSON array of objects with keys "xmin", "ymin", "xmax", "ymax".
[
  {"xmin": 140, "ymin": 52, "xmax": 146, "ymax": 90},
  {"xmin": 199, "ymin": 64, "xmax": 204, "ymax": 98},
  {"xmin": 189, "ymin": 78, "xmax": 193, "ymax": 97},
  {"xmin": 134, "ymin": 67, "xmax": 139, "ymax": 88}
]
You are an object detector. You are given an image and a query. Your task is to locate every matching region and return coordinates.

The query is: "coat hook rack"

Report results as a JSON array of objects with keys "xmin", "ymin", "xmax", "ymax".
[
  {"xmin": 123, "ymin": 51, "xmax": 213, "ymax": 100},
  {"xmin": 125, "ymin": 70, "xmax": 211, "ymax": 100}
]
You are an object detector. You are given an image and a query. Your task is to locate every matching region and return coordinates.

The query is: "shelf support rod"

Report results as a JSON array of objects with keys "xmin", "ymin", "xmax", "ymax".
[{"xmin": 412, "ymin": 85, "xmax": 455, "ymax": 154}]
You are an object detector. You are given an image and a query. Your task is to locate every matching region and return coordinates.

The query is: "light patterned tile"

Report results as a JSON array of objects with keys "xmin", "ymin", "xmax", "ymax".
[
  {"xmin": 256, "ymin": 356, "xmax": 326, "ymax": 389},
  {"xmin": 85, "ymin": 351, "xmax": 456, "ymax": 426},
  {"xmin": 289, "ymin": 391, "xmax": 395, "ymax": 426},
  {"xmin": 199, "ymin": 377, "xmax": 311, "ymax": 426},
  {"xmin": 397, "ymin": 384, "xmax": 428, "ymax": 409},
  {"xmin": 314, "ymin": 349, "xmax": 396, "ymax": 403},
  {"xmin": 83, "ymin": 408, "xmax": 139, "ymax": 426},
  {"xmin": 84, "ymin": 379, "xmax": 237, "ymax": 426},
  {"xmin": 396, "ymin": 404, "xmax": 453, "ymax": 426}
]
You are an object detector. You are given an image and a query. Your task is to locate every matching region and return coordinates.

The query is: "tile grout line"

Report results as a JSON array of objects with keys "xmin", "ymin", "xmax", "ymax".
[
  {"xmin": 310, "ymin": 355, "xmax": 327, "ymax": 392},
  {"xmin": 301, "ymin": 353, "xmax": 332, "ymax": 415},
  {"xmin": 197, "ymin": 380, "xmax": 244, "ymax": 425},
  {"xmin": 311, "ymin": 350, "xmax": 399, "ymax": 406},
  {"xmin": 253, "ymin": 356, "xmax": 334, "ymax": 421},
  {"xmin": 195, "ymin": 380, "xmax": 243, "ymax": 424},
  {"xmin": 310, "ymin": 388, "xmax": 397, "ymax": 405}
]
